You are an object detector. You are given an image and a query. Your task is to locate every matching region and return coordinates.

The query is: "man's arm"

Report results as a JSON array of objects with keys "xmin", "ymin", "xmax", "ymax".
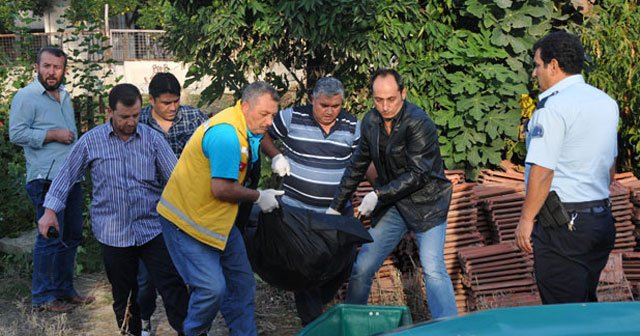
[
  {"xmin": 38, "ymin": 137, "xmax": 90, "ymax": 237},
  {"xmin": 210, "ymin": 178, "xmax": 260, "ymax": 203},
  {"xmin": 329, "ymin": 116, "xmax": 373, "ymax": 212},
  {"xmin": 610, "ymin": 157, "xmax": 617, "ymax": 185},
  {"xmin": 9, "ymin": 94, "xmax": 75, "ymax": 147},
  {"xmin": 154, "ymin": 132, "xmax": 178, "ymax": 183},
  {"xmin": 515, "ymin": 164, "xmax": 554, "ymax": 253},
  {"xmin": 260, "ymin": 132, "xmax": 280, "ymax": 158}
]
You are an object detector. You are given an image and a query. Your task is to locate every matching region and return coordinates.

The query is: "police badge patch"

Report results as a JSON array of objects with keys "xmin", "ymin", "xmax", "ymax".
[{"xmin": 530, "ymin": 124, "xmax": 544, "ymax": 138}]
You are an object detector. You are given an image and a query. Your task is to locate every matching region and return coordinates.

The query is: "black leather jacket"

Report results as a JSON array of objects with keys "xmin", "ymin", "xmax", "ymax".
[{"xmin": 330, "ymin": 101, "xmax": 452, "ymax": 233}]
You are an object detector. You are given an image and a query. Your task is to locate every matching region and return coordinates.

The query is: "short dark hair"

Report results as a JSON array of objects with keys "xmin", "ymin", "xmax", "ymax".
[
  {"xmin": 109, "ymin": 84, "xmax": 142, "ymax": 110},
  {"xmin": 148, "ymin": 72, "xmax": 181, "ymax": 98},
  {"xmin": 36, "ymin": 47, "xmax": 67, "ymax": 68},
  {"xmin": 533, "ymin": 31, "xmax": 585, "ymax": 75},
  {"xmin": 369, "ymin": 68, "xmax": 404, "ymax": 93},
  {"xmin": 241, "ymin": 81, "xmax": 280, "ymax": 105}
]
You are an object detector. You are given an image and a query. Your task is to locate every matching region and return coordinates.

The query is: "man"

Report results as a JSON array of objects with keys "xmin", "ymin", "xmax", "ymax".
[
  {"xmin": 157, "ymin": 81, "xmax": 284, "ymax": 336},
  {"xmin": 139, "ymin": 72, "xmax": 208, "ymax": 156},
  {"xmin": 137, "ymin": 72, "xmax": 207, "ymax": 335},
  {"xmin": 38, "ymin": 84, "xmax": 188, "ymax": 335},
  {"xmin": 9, "ymin": 46, "xmax": 93, "ymax": 313},
  {"xmin": 515, "ymin": 31, "xmax": 618, "ymax": 304},
  {"xmin": 261, "ymin": 77, "xmax": 360, "ymax": 325},
  {"xmin": 327, "ymin": 69, "xmax": 458, "ymax": 319}
]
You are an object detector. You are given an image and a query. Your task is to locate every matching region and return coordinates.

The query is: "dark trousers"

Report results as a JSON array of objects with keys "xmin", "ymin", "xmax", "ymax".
[
  {"xmin": 291, "ymin": 204, "xmax": 355, "ymax": 326},
  {"xmin": 137, "ymin": 262, "xmax": 157, "ymax": 321},
  {"xmin": 294, "ymin": 265, "xmax": 351, "ymax": 326},
  {"xmin": 101, "ymin": 234, "xmax": 188, "ymax": 336},
  {"xmin": 532, "ymin": 207, "xmax": 615, "ymax": 304}
]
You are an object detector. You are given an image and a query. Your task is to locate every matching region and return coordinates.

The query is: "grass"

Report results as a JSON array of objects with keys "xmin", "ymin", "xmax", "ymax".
[{"xmin": 0, "ymin": 301, "xmax": 72, "ymax": 336}]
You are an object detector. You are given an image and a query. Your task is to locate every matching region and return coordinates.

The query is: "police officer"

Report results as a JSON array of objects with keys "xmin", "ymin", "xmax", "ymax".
[{"xmin": 515, "ymin": 31, "xmax": 619, "ymax": 304}]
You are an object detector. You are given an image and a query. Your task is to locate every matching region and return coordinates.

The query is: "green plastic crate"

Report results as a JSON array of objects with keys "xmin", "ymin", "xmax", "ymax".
[{"xmin": 298, "ymin": 304, "xmax": 413, "ymax": 336}]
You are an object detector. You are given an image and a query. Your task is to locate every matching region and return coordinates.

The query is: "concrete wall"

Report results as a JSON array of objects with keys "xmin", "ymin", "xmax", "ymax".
[
  {"xmin": 42, "ymin": 0, "xmax": 67, "ymax": 33},
  {"xmin": 117, "ymin": 61, "xmax": 212, "ymax": 95}
]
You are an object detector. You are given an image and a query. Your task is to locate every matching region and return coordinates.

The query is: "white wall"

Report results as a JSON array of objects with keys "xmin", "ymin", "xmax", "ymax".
[
  {"xmin": 118, "ymin": 61, "xmax": 213, "ymax": 95},
  {"xmin": 42, "ymin": 0, "xmax": 67, "ymax": 33}
]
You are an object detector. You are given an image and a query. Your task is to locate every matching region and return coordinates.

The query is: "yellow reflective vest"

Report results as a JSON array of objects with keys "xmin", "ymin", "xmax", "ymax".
[{"xmin": 157, "ymin": 101, "xmax": 250, "ymax": 250}]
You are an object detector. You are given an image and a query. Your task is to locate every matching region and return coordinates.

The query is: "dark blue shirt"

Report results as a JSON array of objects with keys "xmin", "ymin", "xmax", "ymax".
[{"xmin": 139, "ymin": 104, "xmax": 207, "ymax": 157}]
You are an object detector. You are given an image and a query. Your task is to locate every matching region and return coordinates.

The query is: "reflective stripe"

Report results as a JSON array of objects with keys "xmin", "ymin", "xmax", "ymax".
[{"xmin": 159, "ymin": 197, "xmax": 228, "ymax": 243}]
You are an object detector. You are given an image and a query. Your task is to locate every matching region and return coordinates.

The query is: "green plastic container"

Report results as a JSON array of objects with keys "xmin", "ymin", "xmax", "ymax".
[{"xmin": 298, "ymin": 304, "xmax": 413, "ymax": 336}]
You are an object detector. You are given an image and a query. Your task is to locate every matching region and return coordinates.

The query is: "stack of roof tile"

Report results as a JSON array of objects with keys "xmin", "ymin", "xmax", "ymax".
[
  {"xmin": 473, "ymin": 183, "xmax": 525, "ymax": 244},
  {"xmin": 615, "ymin": 172, "xmax": 640, "ymax": 251},
  {"xmin": 445, "ymin": 182, "xmax": 484, "ymax": 313},
  {"xmin": 476, "ymin": 162, "xmax": 525, "ymax": 185},
  {"xmin": 445, "ymin": 169, "xmax": 466, "ymax": 185},
  {"xmin": 367, "ymin": 258, "xmax": 406, "ymax": 305},
  {"xmin": 621, "ymin": 252, "xmax": 640, "ymax": 299},
  {"xmin": 457, "ymin": 243, "xmax": 540, "ymax": 311},
  {"xmin": 597, "ymin": 253, "xmax": 634, "ymax": 302},
  {"xmin": 609, "ymin": 183, "xmax": 636, "ymax": 252}
]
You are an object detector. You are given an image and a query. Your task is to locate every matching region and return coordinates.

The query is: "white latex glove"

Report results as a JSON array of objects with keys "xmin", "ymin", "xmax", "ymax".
[
  {"xmin": 358, "ymin": 191, "xmax": 378, "ymax": 217},
  {"xmin": 255, "ymin": 189, "xmax": 285, "ymax": 213},
  {"xmin": 271, "ymin": 154, "xmax": 291, "ymax": 177},
  {"xmin": 325, "ymin": 207, "xmax": 341, "ymax": 215}
]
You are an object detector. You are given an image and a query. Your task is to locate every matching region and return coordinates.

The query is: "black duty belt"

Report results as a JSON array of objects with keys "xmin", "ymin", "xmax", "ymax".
[{"xmin": 562, "ymin": 199, "xmax": 610, "ymax": 213}]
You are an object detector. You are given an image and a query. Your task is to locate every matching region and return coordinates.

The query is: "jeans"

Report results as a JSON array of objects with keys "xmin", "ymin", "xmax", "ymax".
[
  {"xmin": 345, "ymin": 206, "xmax": 457, "ymax": 319},
  {"xmin": 160, "ymin": 216, "xmax": 257, "ymax": 336},
  {"xmin": 26, "ymin": 180, "xmax": 83, "ymax": 306},
  {"xmin": 137, "ymin": 262, "xmax": 157, "ymax": 321},
  {"xmin": 101, "ymin": 234, "xmax": 188, "ymax": 336}
]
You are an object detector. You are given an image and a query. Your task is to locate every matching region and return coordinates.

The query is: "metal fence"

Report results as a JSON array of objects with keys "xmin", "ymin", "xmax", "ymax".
[
  {"xmin": 109, "ymin": 29, "xmax": 172, "ymax": 62},
  {"xmin": 0, "ymin": 29, "xmax": 172, "ymax": 63},
  {"xmin": 0, "ymin": 32, "xmax": 64, "ymax": 61}
]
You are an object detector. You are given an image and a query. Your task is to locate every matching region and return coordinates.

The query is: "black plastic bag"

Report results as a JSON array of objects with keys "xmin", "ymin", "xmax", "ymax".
[{"xmin": 246, "ymin": 202, "xmax": 372, "ymax": 291}]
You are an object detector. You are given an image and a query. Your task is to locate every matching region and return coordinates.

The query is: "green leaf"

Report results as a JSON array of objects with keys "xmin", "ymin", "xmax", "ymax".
[
  {"xmin": 495, "ymin": 0, "xmax": 513, "ymax": 9},
  {"xmin": 466, "ymin": 0, "xmax": 489, "ymax": 18},
  {"xmin": 491, "ymin": 28, "xmax": 510, "ymax": 46},
  {"xmin": 467, "ymin": 147, "xmax": 481, "ymax": 166},
  {"xmin": 449, "ymin": 115, "xmax": 464, "ymax": 129}
]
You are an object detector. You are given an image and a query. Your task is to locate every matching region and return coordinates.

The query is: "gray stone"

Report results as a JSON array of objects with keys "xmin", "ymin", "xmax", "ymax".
[{"xmin": 0, "ymin": 228, "xmax": 35, "ymax": 255}]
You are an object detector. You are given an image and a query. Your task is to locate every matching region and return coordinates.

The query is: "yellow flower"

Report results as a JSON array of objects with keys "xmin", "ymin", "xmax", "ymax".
[{"xmin": 520, "ymin": 93, "xmax": 536, "ymax": 119}]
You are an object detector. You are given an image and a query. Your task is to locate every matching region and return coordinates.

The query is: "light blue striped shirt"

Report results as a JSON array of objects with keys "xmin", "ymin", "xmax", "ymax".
[
  {"xmin": 9, "ymin": 79, "xmax": 78, "ymax": 182},
  {"xmin": 43, "ymin": 122, "xmax": 177, "ymax": 247}
]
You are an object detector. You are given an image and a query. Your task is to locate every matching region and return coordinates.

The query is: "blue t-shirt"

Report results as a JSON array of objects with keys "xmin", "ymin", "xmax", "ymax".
[{"xmin": 202, "ymin": 124, "xmax": 262, "ymax": 180}]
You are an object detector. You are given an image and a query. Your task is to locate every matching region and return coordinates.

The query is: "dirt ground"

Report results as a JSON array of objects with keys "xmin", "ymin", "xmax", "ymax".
[{"xmin": 0, "ymin": 272, "xmax": 302, "ymax": 336}]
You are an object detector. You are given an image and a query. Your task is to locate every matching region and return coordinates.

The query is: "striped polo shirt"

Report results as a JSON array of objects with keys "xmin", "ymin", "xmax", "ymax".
[{"xmin": 269, "ymin": 104, "xmax": 360, "ymax": 209}]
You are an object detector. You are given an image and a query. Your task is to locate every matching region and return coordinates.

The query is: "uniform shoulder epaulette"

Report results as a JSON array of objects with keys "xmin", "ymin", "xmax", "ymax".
[{"xmin": 535, "ymin": 91, "xmax": 559, "ymax": 110}]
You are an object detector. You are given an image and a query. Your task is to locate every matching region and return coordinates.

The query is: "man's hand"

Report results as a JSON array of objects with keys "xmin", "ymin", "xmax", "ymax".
[
  {"xmin": 325, "ymin": 207, "xmax": 340, "ymax": 215},
  {"xmin": 255, "ymin": 189, "xmax": 285, "ymax": 213},
  {"xmin": 38, "ymin": 208, "xmax": 59, "ymax": 238},
  {"xmin": 271, "ymin": 154, "xmax": 291, "ymax": 177},
  {"xmin": 46, "ymin": 128, "xmax": 75, "ymax": 145},
  {"xmin": 358, "ymin": 191, "xmax": 378, "ymax": 217},
  {"xmin": 515, "ymin": 218, "xmax": 535, "ymax": 254}
]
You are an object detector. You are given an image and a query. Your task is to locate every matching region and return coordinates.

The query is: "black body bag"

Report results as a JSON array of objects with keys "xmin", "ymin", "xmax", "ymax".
[{"xmin": 245, "ymin": 202, "xmax": 373, "ymax": 291}]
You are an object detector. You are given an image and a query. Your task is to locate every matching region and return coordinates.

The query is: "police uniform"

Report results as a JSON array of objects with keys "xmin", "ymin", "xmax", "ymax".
[{"xmin": 525, "ymin": 74, "xmax": 618, "ymax": 303}]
